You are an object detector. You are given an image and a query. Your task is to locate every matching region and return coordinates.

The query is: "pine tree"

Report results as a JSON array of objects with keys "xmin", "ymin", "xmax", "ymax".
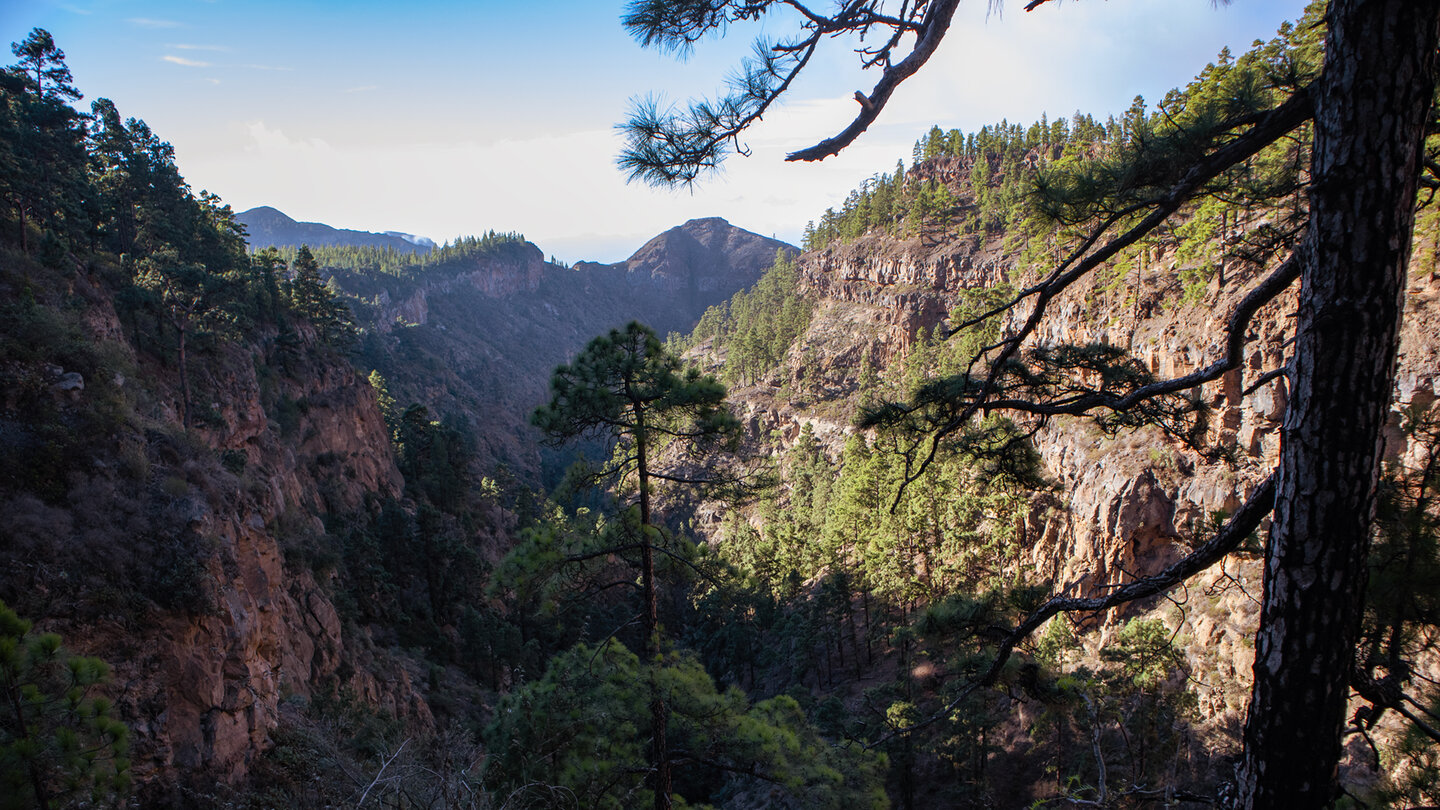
[
  {"xmin": 484, "ymin": 642, "xmax": 887, "ymax": 809},
  {"xmin": 530, "ymin": 321, "xmax": 740, "ymax": 810},
  {"xmin": 0, "ymin": 601, "xmax": 130, "ymax": 810},
  {"xmin": 8, "ymin": 29, "xmax": 79, "ymax": 101},
  {"xmin": 285, "ymin": 245, "xmax": 356, "ymax": 347},
  {"xmin": 133, "ymin": 250, "xmax": 233, "ymax": 428},
  {"xmin": 2, "ymin": 31, "xmax": 90, "ymax": 252}
]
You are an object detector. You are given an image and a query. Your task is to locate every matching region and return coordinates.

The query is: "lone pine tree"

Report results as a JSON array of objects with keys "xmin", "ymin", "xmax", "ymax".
[
  {"xmin": 531, "ymin": 321, "xmax": 739, "ymax": 810},
  {"xmin": 9, "ymin": 29, "xmax": 79, "ymax": 102},
  {"xmin": 618, "ymin": 1, "xmax": 1440, "ymax": 805}
]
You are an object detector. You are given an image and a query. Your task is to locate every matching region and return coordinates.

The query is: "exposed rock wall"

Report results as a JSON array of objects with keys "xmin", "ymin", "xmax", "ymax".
[
  {"xmin": 124, "ymin": 332, "xmax": 427, "ymax": 795},
  {"xmin": 0, "ymin": 263, "xmax": 430, "ymax": 803},
  {"xmin": 797, "ymin": 231, "xmax": 1008, "ymax": 361},
  {"xmin": 751, "ymin": 212, "xmax": 1440, "ymax": 726}
]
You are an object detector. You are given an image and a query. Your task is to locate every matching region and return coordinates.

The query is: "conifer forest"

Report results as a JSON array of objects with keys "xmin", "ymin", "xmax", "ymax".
[{"xmin": 5, "ymin": 1, "xmax": 1440, "ymax": 808}]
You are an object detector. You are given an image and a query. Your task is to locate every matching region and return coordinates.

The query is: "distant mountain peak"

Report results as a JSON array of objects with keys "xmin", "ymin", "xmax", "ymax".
[
  {"xmin": 678, "ymin": 216, "xmax": 730, "ymax": 228},
  {"xmin": 236, "ymin": 206, "xmax": 433, "ymax": 254},
  {"xmin": 242, "ymin": 205, "xmax": 289, "ymax": 218}
]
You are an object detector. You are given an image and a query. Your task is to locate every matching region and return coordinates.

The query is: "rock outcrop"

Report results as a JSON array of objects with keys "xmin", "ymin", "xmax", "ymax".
[
  {"xmin": 716, "ymin": 193, "xmax": 1440, "ymax": 744},
  {"xmin": 0, "ymin": 258, "xmax": 429, "ymax": 803}
]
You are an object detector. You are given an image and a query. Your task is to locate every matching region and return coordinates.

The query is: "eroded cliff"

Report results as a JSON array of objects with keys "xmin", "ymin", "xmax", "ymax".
[{"xmin": 0, "ymin": 251, "xmax": 431, "ymax": 804}]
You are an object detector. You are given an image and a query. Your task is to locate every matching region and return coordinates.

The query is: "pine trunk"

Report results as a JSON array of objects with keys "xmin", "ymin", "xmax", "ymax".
[
  {"xmin": 1235, "ymin": 1, "xmax": 1440, "ymax": 806},
  {"xmin": 7, "ymin": 684, "xmax": 51, "ymax": 810},
  {"xmin": 636, "ymin": 421, "xmax": 672, "ymax": 810}
]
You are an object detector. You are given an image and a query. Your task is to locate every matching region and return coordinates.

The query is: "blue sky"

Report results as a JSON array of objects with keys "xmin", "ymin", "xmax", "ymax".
[{"xmin": 4, "ymin": 0, "xmax": 1311, "ymax": 262}]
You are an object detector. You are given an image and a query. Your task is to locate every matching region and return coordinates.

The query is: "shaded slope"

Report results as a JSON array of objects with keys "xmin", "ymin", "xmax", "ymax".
[{"xmin": 318, "ymin": 218, "xmax": 795, "ymax": 484}]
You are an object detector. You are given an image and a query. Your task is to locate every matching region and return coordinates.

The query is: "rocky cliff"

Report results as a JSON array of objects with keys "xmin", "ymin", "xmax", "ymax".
[
  {"xmin": 702, "ymin": 179, "xmax": 1440, "ymax": 772},
  {"xmin": 0, "ymin": 251, "xmax": 431, "ymax": 804}
]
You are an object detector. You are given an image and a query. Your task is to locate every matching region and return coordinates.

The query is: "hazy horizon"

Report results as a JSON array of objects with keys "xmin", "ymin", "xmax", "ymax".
[{"xmin": 5, "ymin": 0, "xmax": 1310, "ymax": 262}]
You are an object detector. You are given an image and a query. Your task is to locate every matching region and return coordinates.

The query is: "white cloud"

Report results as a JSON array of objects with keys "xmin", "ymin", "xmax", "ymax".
[
  {"xmin": 163, "ymin": 55, "xmax": 211, "ymax": 67},
  {"xmin": 345, "ymin": 85, "xmax": 381, "ymax": 94},
  {"xmin": 168, "ymin": 43, "xmax": 230, "ymax": 52}
]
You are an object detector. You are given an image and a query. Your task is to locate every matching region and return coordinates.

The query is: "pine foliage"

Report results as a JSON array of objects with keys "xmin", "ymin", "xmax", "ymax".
[
  {"xmin": 678, "ymin": 250, "xmax": 812, "ymax": 387},
  {"xmin": 0, "ymin": 600, "xmax": 129, "ymax": 810}
]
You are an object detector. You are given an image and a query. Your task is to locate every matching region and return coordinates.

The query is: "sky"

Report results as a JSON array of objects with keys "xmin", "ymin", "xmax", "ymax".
[{"xmin": 3, "ymin": 0, "xmax": 1312, "ymax": 263}]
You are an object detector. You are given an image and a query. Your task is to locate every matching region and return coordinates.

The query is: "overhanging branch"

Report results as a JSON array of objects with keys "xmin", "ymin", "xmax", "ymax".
[
  {"xmin": 889, "ymin": 86, "xmax": 1314, "ymax": 489},
  {"xmin": 870, "ymin": 470, "xmax": 1276, "ymax": 746},
  {"xmin": 985, "ymin": 254, "xmax": 1300, "ymax": 417},
  {"xmin": 787, "ymin": 0, "xmax": 963, "ymax": 162}
]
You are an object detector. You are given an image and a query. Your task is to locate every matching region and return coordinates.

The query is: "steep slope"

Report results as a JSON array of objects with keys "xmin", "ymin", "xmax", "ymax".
[
  {"xmin": 678, "ymin": 136, "xmax": 1440, "ymax": 805},
  {"xmin": 0, "ymin": 248, "xmax": 436, "ymax": 805},
  {"xmin": 321, "ymin": 218, "xmax": 795, "ymax": 483}
]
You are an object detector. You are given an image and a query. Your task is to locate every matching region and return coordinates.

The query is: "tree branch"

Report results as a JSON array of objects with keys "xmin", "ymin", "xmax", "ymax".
[
  {"xmin": 357, "ymin": 738, "xmax": 410, "ymax": 807},
  {"xmin": 787, "ymin": 0, "xmax": 963, "ymax": 162},
  {"xmin": 873, "ymin": 87, "xmax": 1313, "ymax": 495},
  {"xmin": 983, "ymin": 254, "xmax": 1299, "ymax": 417},
  {"xmin": 870, "ymin": 471, "xmax": 1275, "ymax": 746},
  {"xmin": 667, "ymin": 750, "xmax": 786, "ymax": 784},
  {"xmin": 1351, "ymin": 666, "xmax": 1440, "ymax": 745}
]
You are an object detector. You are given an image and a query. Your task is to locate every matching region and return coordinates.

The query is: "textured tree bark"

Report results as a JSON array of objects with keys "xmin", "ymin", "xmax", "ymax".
[
  {"xmin": 1235, "ymin": 1, "xmax": 1440, "ymax": 806},
  {"xmin": 635, "ymin": 414, "xmax": 673, "ymax": 810}
]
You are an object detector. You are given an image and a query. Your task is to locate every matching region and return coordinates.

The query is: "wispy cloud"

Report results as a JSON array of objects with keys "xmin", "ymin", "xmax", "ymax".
[
  {"xmin": 168, "ymin": 43, "xmax": 230, "ymax": 52},
  {"xmin": 345, "ymin": 85, "xmax": 380, "ymax": 94},
  {"xmin": 163, "ymin": 55, "xmax": 211, "ymax": 67},
  {"xmin": 245, "ymin": 120, "xmax": 333, "ymax": 154},
  {"xmin": 128, "ymin": 18, "xmax": 183, "ymax": 28},
  {"xmin": 60, "ymin": 5, "xmax": 93, "ymax": 15}
]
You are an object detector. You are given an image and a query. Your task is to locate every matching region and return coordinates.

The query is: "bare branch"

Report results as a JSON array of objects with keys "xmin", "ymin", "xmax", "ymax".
[
  {"xmin": 871, "ymin": 471, "xmax": 1276, "ymax": 746},
  {"xmin": 787, "ymin": 0, "xmax": 963, "ymax": 162},
  {"xmin": 357, "ymin": 738, "xmax": 410, "ymax": 808},
  {"xmin": 985, "ymin": 254, "xmax": 1300, "ymax": 418},
  {"xmin": 1242, "ymin": 366, "xmax": 1289, "ymax": 398}
]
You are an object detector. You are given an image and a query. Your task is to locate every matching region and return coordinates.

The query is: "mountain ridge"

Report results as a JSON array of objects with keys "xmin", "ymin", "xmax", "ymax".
[
  {"xmin": 237, "ymin": 205, "xmax": 436, "ymax": 253},
  {"xmin": 311, "ymin": 216, "xmax": 797, "ymax": 483}
]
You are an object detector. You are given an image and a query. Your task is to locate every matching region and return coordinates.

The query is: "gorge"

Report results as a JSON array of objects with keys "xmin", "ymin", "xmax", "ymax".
[{"xmin": 3, "ymin": 5, "xmax": 1440, "ymax": 808}]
